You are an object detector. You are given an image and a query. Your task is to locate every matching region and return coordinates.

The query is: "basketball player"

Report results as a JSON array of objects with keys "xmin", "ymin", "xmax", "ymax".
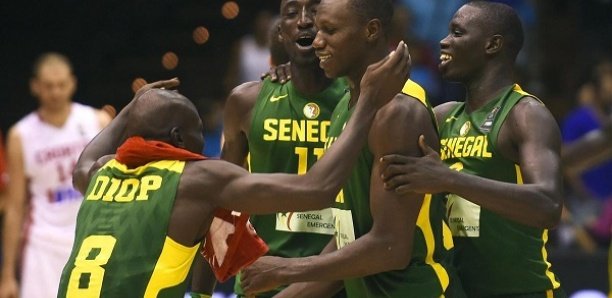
[
  {"xmin": 213, "ymin": 0, "xmax": 350, "ymax": 296},
  {"xmin": 0, "ymin": 53, "xmax": 112, "ymax": 298},
  {"xmin": 56, "ymin": 44, "xmax": 411, "ymax": 296},
  {"xmin": 380, "ymin": 2, "xmax": 566, "ymax": 297},
  {"xmin": 241, "ymin": 0, "xmax": 456, "ymax": 297}
]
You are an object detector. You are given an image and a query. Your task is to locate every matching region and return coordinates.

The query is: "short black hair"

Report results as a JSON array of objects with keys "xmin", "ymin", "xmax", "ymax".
[
  {"xmin": 468, "ymin": 1, "xmax": 524, "ymax": 60},
  {"xmin": 32, "ymin": 52, "xmax": 73, "ymax": 78},
  {"xmin": 349, "ymin": 0, "xmax": 394, "ymax": 35}
]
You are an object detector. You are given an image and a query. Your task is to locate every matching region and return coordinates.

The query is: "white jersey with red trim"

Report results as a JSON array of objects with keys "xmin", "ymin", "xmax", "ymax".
[{"xmin": 15, "ymin": 102, "xmax": 101, "ymax": 298}]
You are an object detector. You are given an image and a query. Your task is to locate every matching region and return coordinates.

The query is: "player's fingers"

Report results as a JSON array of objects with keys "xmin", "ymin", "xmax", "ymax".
[
  {"xmin": 148, "ymin": 77, "xmax": 180, "ymax": 89},
  {"xmin": 135, "ymin": 78, "xmax": 180, "ymax": 97},
  {"xmin": 418, "ymin": 135, "xmax": 434, "ymax": 155},
  {"xmin": 395, "ymin": 184, "xmax": 414, "ymax": 194},
  {"xmin": 380, "ymin": 164, "xmax": 408, "ymax": 182},
  {"xmin": 379, "ymin": 154, "xmax": 409, "ymax": 167},
  {"xmin": 400, "ymin": 43, "xmax": 411, "ymax": 80},
  {"xmin": 385, "ymin": 41, "xmax": 405, "ymax": 71},
  {"xmin": 383, "ymin": 175, "xmax": 409, "ymax": 190},
  {"xmin": 280, "ymin": 65, "xmax": 291, "ymax": 83}
]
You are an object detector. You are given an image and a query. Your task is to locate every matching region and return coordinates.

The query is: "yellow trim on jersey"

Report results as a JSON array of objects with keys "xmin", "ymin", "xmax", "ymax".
[
  {"xmin": 416, "ymin": 194, "xmax": 450, "ymax": 291},
  {"xmin": 515, "ymin": 164, "xmax": 523, "ymax": 185},
  {"xmin": 144, "ymin": 236, "xmax": 199, "ymax": 298},
  {"xmin": 517, "ymin": 164, "xmax": 560, "ymax": 290},
  {"xmin": 546, "ymin": 289, "xmax": 554, "ymax": 298},
  {"xmin": 103, "ymin": 159, "xmax": 185, "ymax": 175},
  {"xmin": 401, "ymin": 79, "xmax": 427, "ymax": 106},
  {"xmin": 541, "ymin": 230, "xmax": 561, "ymax": 290},
  {"xmin": 442, "ymin": 221, "xmax": 454, "ymax": 250},
  {"xmin": 512, "ymin": 84, "xmax": 544, "ymax": 105}
]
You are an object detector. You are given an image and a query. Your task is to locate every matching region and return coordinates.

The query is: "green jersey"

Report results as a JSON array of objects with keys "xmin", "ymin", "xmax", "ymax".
[
  {"xmin": 439, "ymin": 84, "xmax": 562, "ymax": 297},
  {"xmin": 58, "ymin": 160, "xmax": 198, "ymax": 298},
  {"xmin": 234, "ymin": 77, "xmax": 348, "ymax": 297},
  {"xmin": 324, "ymin": 80, "xmax": 453, "ymax": 298}
]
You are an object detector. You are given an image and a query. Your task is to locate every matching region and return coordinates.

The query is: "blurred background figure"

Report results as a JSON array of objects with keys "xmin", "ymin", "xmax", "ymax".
[
  {"xmin": 0, "ymin": 53, "xmax": 111, "ymax": 298},
  {"xmin": 561, "ymin": 59, "xmax": 612, "ymax": 247},
  {"xmin": 224, "ymin": 10, "xmax": 274, "ymax": 94}
]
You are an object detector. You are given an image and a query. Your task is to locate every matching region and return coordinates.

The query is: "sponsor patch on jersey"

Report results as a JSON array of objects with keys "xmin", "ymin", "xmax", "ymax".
[
  {"xmin": 459, "ymin": 121, "xmax": 471, "ymax": 137},
  {"xmin": 332, "ymin": 208, "xmax": 356, "ymax": 248},
  {"xmin": 446, "ymin": 193, "xmax": 480, "ymax": 237},
  {"xmin": 275, "ymin": 209, "xmax": 335, "ymax": 235},
  {"xmin": 303, "ymin": 103, "xmax": 321, "ymax": 119}
]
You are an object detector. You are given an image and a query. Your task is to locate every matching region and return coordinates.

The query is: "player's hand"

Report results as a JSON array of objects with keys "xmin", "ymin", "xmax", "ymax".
[
  {"xmin": 241, "ymin": 256, "xmax": 289, "ymax": 295},
  {"xmin": 261, "ymin": 63, "xmax": 292, "ymax": 84},
  {"xmin": 0, "ymin": 276, "xmax": 19, "ymax": 298},
  {"xmin": 359, "ymin": 41, "xmax": 411, "ymax": 109},
  {"xmin": 134, "ymin": 78, "xmax": 181, "ymax": 99},
  {"xmin": 380, "ymin": 135, "xmax": 449, "ymax": 194}
]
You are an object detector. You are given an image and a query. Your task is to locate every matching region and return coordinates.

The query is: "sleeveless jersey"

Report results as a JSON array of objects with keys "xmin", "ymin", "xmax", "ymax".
[
  {"xmin": 324, "ymin": 80, "xmax": 453, "ymax": 298},
  {"xmin": 234, "ymin": 77, "xmax": 348, "ymax": 297},
  {"xmin": 58, "ymin": 159, "xmax": 199, "ymax": 298},
  {"xmin": 439, "ymin": 84, "xmax": 562, "ymax": 296},
  {"xmin": 15, "ymin": 102, "xmax": 101, "ymax": 253}
]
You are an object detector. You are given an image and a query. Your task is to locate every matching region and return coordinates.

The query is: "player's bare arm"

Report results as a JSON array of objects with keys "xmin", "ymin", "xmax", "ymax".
[
  {"xmin": 221, "ymin": 81, "xmax": 261, "ymax": 165},
  {"xmin": 240, "ymin": 95, "xmax": 437, "ymax": 294},
  {"xmin": 212, "ymin": 42, "xmax": 411, "ymax": 214},
  {"xmin": 382, "ymin": 97, "xmax": 563, "ymax": 229},
  {"xmin": 264, "ymin": 235, "xmax": 344, "ymax": 298},
  {"xmin": 0, "ymin": 128, "xmax": 26, "ymax": 298},
  {"xmin": 72, "ymin": 79, "xmax": 180, "ymax": 194}
]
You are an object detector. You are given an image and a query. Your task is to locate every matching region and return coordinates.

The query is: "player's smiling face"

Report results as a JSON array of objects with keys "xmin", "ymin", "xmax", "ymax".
[
  {"xmin": 313, "ymin": 0, "xmax": 368, "ymax": 79},
  {"xmin": 439, "ymin": 4, "xmax": 489, "ymax": 82},
  {"xmin": 279, "ymin": 0, "xmax": 320, "ymax": 65}
]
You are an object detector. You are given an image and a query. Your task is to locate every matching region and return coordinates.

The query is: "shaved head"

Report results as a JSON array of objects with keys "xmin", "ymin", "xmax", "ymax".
[
  {"xmin": 127, "ymin": 89, "xmax": 204, "ymax": 152},
  {"xmin": 467, "ymin": 1, "xmax": 524, "ymax": 60}
]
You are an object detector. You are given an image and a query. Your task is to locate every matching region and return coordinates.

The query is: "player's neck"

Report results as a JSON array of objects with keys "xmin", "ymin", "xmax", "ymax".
[
  {"xmin": 291, "ymin": 62, "xmax": 333, "ymax": 96},
  {"xmin": 464, "ymin": 65, "xmax": 515, "ymax": 112},
  {"xmin": 347, "ymin": 47, "xmax": 389, "ymax": 108},
  {"xmin": 38, "ymin": 102, "xmax": 72, "ymax": 127}
]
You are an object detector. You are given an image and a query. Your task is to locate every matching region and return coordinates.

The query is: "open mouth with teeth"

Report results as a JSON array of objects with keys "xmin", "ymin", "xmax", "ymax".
[
  {"xmin": 296, "ymin": 36, "xmax": 314, "ymax": 48},
  {"xmin": 440, "ymin": 53, "xmax": 453, "ymax": 63},
  {"xmin": 317, "ymin": 53, "xmax": 331, "ymax": 62}
]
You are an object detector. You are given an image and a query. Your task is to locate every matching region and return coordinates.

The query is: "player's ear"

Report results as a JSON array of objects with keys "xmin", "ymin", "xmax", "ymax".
[
  {"xmin": 277, "ymin": 23, "xmax": 284, "ymax": 42},
  {"xmin": 485, "ymin": 34, "xmax": 503, "ymax": 55},
  {"xmin": 365, "ymin": 18, "xmax": 382, "ymax": 43},
  {"xmin": 170, "ymin": 127, "xmax": 185, "ymax": 148}
]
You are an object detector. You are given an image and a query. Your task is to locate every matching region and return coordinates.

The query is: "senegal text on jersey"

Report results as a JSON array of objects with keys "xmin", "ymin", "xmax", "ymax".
[
  {"xmin": 263, "ymin": 118, "xmax": 331, "ymax": 143},
  {"xmin": 440, "ymin": 135, "xmax": 493, "ymax": 160}
]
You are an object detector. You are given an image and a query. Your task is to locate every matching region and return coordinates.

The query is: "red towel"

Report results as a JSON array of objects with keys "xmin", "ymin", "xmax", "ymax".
[{"xmin": 116, "ymin": 137, "xmax": 268, "ymax": 282}]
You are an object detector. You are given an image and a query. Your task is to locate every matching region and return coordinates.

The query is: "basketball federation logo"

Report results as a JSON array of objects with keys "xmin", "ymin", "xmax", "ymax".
[
  {"xmin": 303, "ymin": 103, "xmax": 320, "ymax": 119},
  {"xmin": 460, "ymin": 121, "xmax": 471, "ymax": 136}
]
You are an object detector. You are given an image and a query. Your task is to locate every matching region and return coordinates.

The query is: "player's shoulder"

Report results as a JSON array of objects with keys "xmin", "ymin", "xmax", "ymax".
[
  {"xmin": 226, "ymin": 81, "xmax": 263, "ymax": 114},
  {"xmin": 376, "ymin": 93, "xmax": 432, "ymax": 125},
  {"xmin": 509, "ymin": 95, "xmax": 552, "ymax": 124}
]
